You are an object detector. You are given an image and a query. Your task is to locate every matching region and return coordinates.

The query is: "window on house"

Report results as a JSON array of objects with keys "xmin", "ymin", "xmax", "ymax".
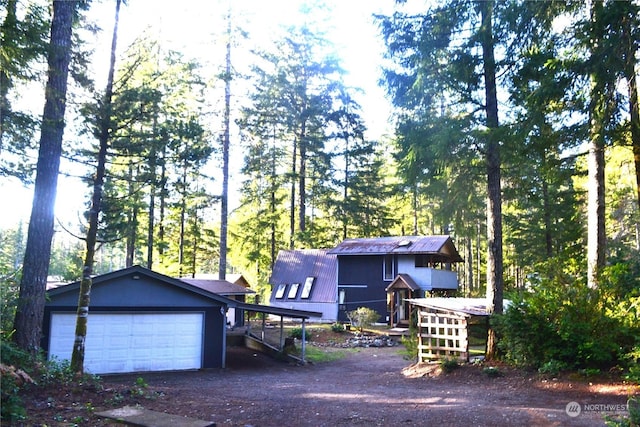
[
  {"xmin": 339, "ymin": 289, "xmax": 346, "ymax": 309},
  {"xmin": 301, "ymin": 276, "xmax": 314, "ymax": 299},
  {"xmin": 288, "ymin": 283, "xmax": 300, "ymax": 299},
  {"xmin": 383, "ymin": 254, "xmax": 395, "ymax": 281},
  {"xmin": 275, "ymin": 283, "xmax": 287, "ymax": 299}
]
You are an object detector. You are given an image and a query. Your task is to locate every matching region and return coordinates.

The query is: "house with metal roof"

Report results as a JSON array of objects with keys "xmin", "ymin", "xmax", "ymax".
[
  {"xmin": 268, "ymin": 236, "xmax": 463, "ymax": 325},
  {"xmin": 268, "ymin": 249, "xmax": 338, "ymax": 322}
]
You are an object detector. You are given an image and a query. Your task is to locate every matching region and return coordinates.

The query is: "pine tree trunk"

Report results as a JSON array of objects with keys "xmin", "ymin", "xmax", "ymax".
[
  {"xmin": 70, "ymin": 0, "xmax": 121, "ymax": 375},
  {"xmin": 479, "ymin": 0, "xmax": 503, "ymax": 360},
  {"xmin": 14, "ymin": 0, "xmax": 76, "ymax": 353},
  {"xmin": 219, "ymin": 6, "xmax": 231, "ymax": 279},
  {"xmin": 587, "ymin": 1, "xmax": 607, "ymax": 289}
]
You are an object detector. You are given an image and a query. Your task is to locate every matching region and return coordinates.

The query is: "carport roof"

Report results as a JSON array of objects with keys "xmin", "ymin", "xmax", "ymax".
[{"xmin": 237, "ymin": 302, "xmax": 322, "ymax": 320}]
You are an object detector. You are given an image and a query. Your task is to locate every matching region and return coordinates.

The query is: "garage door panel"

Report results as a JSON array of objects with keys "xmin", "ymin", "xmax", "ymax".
[{"xmin": 49, "ymin": 313, "xmax": 204, "ymax": 374}]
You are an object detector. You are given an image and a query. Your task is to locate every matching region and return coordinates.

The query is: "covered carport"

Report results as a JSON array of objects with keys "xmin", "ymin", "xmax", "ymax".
[{"xmin": 233, "ymin": 302, "xmax": 322, "ymax": 363}]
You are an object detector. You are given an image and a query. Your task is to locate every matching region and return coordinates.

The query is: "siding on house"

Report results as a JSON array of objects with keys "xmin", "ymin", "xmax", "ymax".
[{"xmin": 334, "ymin": 254, "xmax": 390, "ymax": 322}]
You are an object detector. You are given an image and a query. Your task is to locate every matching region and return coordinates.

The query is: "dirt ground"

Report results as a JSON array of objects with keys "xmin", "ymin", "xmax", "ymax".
[{"xmin": 13, "ymin": 328, "xmax": 640, "ymax": 427}]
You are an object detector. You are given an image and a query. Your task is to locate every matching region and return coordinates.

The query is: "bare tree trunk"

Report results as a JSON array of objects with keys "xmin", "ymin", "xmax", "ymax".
[
  {"xmin": 14, "ymin": 0, "xmax": 76, "ymax": 353},
  {"xmin": 466, "ymin": 234, "xmax": 473, "ymax": 296},
  {"xmin": 70, "ymin": 0, "xmax": 121, "ymax": 375},
  {"xmin": 289, "ymin": 137, "xmax": 297, "ymax": 249},
  {"xmin": 158, "ymin": 148, "xmax": 167, "ymax": 263},
  {"xmin": 125, "ymin": 162, "xmax": 137, "ymax": 267},
  {"xmin": 587, "ymin": 1, "xmax": 608, "ymax": 289},
  {"xmin": 479, "ymin": 0, "xmax": 503, "ymax": 360},
  {"xmin": 178, "ymin": 164, "xmax": 187, "ymax": 276},
  {"xmin": 298, "ymin": 121, "xmax": 307, "ymax": 238},
  {"xmin": 219, "ymin": 4, "xmax": 231, "ymax": 280},
  {"xmin": 146, "ymin": 111, "xmax": 158, "ymax": 269}
]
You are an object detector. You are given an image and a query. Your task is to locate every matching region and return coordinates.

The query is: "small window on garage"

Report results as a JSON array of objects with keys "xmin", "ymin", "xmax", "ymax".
[
  {"xmin": 301, "ymin": 276, "xmax": 315, "ymax": 299},
  {"xmin": 275, "ymin": 283, "xmax": 287, "ymax": 299},
  {"xmin": 288, "ymin": 283, "xmax": 300, "ymax": 299}
]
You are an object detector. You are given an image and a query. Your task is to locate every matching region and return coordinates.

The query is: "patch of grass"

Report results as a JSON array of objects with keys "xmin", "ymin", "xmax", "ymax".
[{"xmin": 306, "ymin": 345, "xmax": 348, "ymax": 363}]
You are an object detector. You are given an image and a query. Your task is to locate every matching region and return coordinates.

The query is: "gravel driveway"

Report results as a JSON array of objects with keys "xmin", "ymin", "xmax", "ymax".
[{"xmin": 100, "ymin": 345, "xmax": 637, "ymax": 427}]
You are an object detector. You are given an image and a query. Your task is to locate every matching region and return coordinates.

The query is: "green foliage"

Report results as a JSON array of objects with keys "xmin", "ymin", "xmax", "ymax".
[
  {"xmin": 622, "ymin": 345, "xmax": 640, "ymax": 384},
  {"xmin": 538, "ymin": 359, "xmax": 567, "ymax": 377},
  {"xmin": 604, "ymin": 397, "xmax": 640, "ymax": 427},
  {"xmin": 439, "ymin": 357, "xmax": 459, "ymax": 373},
  {"xmin": 494, "ymin": 262, "xmax": 640, "ymax": 371},
  {"xmin": 346, "ymin": 307, "xmax": 380, "ymax": 333},
  {"xmin": 399, "ymin": 310, "xmax": 419, "ymax": 361},
  {"xmin": 331, "ymin": 322, "xmax": 345, "ymax": 333},
  {"xmin": 482, "ymin": 366, "xmax": 502, "ymax": 378},
  {"xmin": 0, "ymin": 340, "xmax": 33, "ymax": 422},
  {"xmin": 289, "ymin": 327, "xmax": 305, "ymax": 340}
]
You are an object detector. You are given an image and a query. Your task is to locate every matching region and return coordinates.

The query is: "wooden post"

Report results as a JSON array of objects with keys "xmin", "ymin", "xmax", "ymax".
[
  {"xmin": 261, "ymin": 312, "xmax": 266, "ymax": 341},
  {"xmin": 301, "ymin": 319, "xmax": 307, "ymax": 363},
  {"xmin": 279, "ymin": 315, "xmax": 284, "ymax": 350}
]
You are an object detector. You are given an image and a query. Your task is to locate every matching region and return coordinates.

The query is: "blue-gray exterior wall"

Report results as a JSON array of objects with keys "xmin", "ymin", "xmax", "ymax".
[{"xmin": 336, "ymin": 255, "xmax": 390, "ymax": 322}]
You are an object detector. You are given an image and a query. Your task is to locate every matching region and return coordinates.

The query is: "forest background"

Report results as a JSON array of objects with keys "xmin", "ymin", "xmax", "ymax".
[{"xmin": 1, "ymin": 0, "xmax": 639, "ymax": 378}]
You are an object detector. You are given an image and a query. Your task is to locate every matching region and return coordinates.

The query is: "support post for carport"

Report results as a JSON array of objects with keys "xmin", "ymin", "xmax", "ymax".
[
  {"xmin": 279, "ymin": 315, "xmax": 284, "ymax": 350},
  {"xmin": 261, "ymin": 312, "xmax": 266, "ymax": 341},
  {"xmin": 301, "ymin": 318, "xmax": 307, "ymax": 363}
]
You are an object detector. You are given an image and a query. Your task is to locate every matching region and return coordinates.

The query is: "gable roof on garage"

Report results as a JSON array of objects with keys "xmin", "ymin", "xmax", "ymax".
[
  {"xmin": 46, "ymin": 265, "xmax": 238, "ymax": 308},
  {"xmin": 180, "ymin": 277, "xmax": 256, "ymax": 297}
]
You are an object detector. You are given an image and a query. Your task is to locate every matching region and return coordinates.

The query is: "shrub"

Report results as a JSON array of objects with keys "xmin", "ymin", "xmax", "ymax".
[
  {"xmin": 1, "ymin": 340, "xmax": 36, "ymax": 422},
  {"xmin": 494, "ymin": 266, "xmax": 639, "ymax": 371},
  {"xmin": 538, "ymin": 359, "xmax": 567, "ymax": 376},
  {"xmin": 331, "ymin": 322, "xmax": 345, "ymax": 333},
  {"xmin": 346, "ymin": 307, "xmax": 380, "ymax": 332},
  {"xmin": 439, "ymin": 357, "xmax": 459, "ymax": 373},
  {"xmin": 289, "ymin": 327, "xmax": 307, "ymax": 340}
]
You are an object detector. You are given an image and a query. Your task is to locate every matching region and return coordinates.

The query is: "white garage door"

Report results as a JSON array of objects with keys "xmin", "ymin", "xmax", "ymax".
[{"xmin": 49, "ymin": 312, "xmax": 204, "ymax": 374}]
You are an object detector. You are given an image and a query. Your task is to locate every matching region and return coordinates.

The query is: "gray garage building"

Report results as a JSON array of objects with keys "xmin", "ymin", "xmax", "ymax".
[{"xmin": 43, "ymin": 265, "xmax": 319, "ymax": 374}]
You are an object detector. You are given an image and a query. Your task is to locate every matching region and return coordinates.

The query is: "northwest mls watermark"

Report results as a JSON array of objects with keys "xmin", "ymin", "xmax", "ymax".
[{"xmin": 565, "ymin": 401, "xmax": 629, "ymax": 418}]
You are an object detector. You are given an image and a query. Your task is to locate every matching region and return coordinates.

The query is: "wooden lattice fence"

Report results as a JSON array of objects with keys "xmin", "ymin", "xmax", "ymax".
[{"xmin": 417, "ymin": 309, "xmax": 469, "ymax": 362}]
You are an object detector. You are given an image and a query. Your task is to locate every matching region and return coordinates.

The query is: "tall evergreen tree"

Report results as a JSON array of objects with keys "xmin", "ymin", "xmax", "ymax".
[
  {"xmin": 14, "ymin": 0, "xmax": 78, "ymax": 353},
  {"xmin": 71, "ymin": 0, "xmax": 122, "ymax": 374}
]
